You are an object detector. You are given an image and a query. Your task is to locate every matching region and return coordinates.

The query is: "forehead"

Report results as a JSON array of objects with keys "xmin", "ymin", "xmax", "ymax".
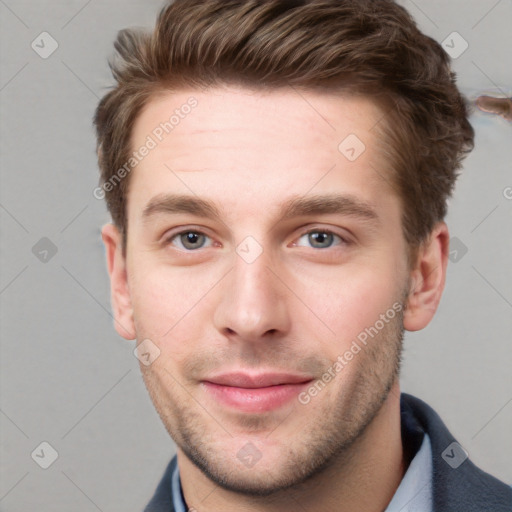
[
  {"xmin": 127, "ymin": 86, "xmax": 397, "ymax": 223},
  {"xmin": 132, "ymin": 85, "xmax": 385, "ymax": 153}
]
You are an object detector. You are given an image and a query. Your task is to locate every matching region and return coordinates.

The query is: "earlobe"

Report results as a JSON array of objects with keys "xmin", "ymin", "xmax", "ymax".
[
  {"xmin": 101, "ymin": 223, "xmax": 136, "ymax": 340},
  {"xmin": 403, "ymin": 222, "xmax": 449, "ymax": 332}
]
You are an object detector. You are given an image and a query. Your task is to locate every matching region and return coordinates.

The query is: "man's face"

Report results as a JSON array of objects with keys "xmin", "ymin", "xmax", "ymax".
[{"xmin": 119, "ymin": 86, "xmax": 413, "ymax": 494}]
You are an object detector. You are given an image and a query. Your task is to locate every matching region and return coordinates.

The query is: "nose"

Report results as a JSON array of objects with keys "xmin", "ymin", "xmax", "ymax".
[{"xmin": 213, "ymin": 248, "xmax": 290, "ymax": 343}]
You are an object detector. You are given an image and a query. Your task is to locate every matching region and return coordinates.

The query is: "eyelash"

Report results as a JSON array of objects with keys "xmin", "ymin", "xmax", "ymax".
[
  {"xmin": 163, "ymin": 227, "xmax": 350, "ymax": 251},
  {"xmin": 295, "ymin": 228, "xmax": 348, "ymax": 248}
]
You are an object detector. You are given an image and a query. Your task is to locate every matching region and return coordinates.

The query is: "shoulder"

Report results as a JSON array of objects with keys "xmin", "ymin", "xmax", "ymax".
[
  {"xmin": 143, "ymin": 456, "xmax": 177, "ymax": 512},
  {"xmin": 401, "ymin": 393, "xmax": 512, "ymax": 512}
]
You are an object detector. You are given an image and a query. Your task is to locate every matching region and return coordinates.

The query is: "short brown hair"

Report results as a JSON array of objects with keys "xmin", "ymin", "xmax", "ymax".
[{"xmin": 94, "ymin": 0, "xmax": 474, "ymax": 256}]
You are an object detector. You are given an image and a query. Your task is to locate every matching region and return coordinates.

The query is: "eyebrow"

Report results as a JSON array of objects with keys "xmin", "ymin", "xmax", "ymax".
[
  {"xmin": 141, "ymin": 192, "xmax": 379, "ymax": 225},
  {"xmin": 278, "ymin": 194, "xmax": 379, "ymax": 223},
  {"xmin": 142, "ymin": 193, "xmax": 222, "ymax": 222}
]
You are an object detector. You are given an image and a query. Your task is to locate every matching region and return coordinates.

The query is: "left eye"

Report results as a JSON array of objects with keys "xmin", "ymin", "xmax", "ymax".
[
  {"xmin": 296, "ymin": 230, "xmax": 343, "ymax": 249},
  {"xmin": 168, "ymin": 231, "xmax": 213, "ymax": 250}
]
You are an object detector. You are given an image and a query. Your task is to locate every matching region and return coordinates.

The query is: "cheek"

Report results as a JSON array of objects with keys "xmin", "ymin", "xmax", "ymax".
[
  {"xmin": 292, "ymin": 259, "xmax": 404, "ymax": 341},
  {"xmin": 129, "ymin": 262, "xmax": 215, "ymax": 352}
]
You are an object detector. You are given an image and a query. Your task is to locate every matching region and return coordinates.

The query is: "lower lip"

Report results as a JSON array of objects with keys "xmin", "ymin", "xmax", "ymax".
[{"xmin": 202, "ymin": 381, "xmax": 312, "ymax": 413}]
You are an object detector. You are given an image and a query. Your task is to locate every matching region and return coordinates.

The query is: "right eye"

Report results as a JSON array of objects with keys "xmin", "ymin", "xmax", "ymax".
[{"xmin": 165, "ymin": 230, "xmax": 213, "ymax": 251}]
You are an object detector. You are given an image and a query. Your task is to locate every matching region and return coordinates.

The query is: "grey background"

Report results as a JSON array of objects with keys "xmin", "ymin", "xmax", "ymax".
[{"xmin": 0, "ymin": 0, "xmax": 511, "ymax": 510}]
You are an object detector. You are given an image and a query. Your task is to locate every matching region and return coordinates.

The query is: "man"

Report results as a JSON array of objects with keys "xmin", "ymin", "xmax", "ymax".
[{"xmin": 94, "ymin": 1, "xmax": 511, "ymax": 510}]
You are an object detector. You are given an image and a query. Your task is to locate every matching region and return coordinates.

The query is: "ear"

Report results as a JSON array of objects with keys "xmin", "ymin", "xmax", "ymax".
[
  {"xmin": 403, "ymin": 221, "xmax": 449, "ymax": 332},
  {"xmin": 101, "ymin": 223, "xmax": 136, "ymax": 340}
]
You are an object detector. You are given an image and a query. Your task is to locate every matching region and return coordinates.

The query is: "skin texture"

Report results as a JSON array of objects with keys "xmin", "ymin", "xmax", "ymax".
[
  {"xmin": 475, "ymin": 95, "xmax": 512, "ymax": 121},
  {"xmin": 102, "ymin": 86, "xmax": 449, "ymax": 512}
]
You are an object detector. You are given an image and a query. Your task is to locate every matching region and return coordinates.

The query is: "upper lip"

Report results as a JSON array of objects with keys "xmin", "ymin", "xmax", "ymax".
[{"xmin": 203, "ymin": 371, "xmax": 314, "ymax": 388}]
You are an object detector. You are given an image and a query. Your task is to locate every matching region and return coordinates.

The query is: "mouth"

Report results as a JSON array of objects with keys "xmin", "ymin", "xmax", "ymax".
[{"xmin": 201, "ymin": 371, "xmax": 314, "ymax": 413}]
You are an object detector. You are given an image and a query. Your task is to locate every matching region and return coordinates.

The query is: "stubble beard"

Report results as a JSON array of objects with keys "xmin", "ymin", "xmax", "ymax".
[{"xmin": 142, "ymin": 303, "xmax": 405, "ymax": 498}]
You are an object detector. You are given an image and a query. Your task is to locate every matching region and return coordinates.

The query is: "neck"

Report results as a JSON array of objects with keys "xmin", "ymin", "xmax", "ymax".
[{"xmin": 178, "ymin": 381, "xmax": 405, "ymax": 512}]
